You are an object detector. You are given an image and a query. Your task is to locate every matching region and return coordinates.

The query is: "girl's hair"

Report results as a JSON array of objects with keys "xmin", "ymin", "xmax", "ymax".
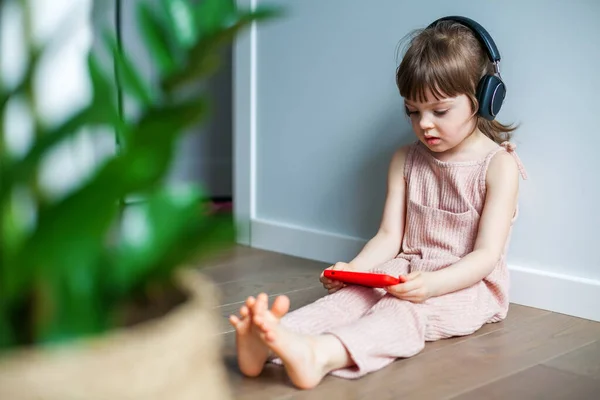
[{"xmin": 395, "ymin": 20, "xmax": 516, "ymax": 144}]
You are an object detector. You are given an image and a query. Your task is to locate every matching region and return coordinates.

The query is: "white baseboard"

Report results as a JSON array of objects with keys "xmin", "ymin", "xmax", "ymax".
[
  {"xmin": 507, "ymin": 265, "xmax": 600, "ymax": 322},
  {"xmin": 251, "ymin": 218, "xmax": 600, "ymax": 322},
  {"xmin": 251, "ymin": 218, "xmax": 367, "ymax": 264}
]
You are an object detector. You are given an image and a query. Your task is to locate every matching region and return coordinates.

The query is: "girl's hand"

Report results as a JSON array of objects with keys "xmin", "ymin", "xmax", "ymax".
[
  {"xmin": 320, "ymin": 262, "xmax": 355, "ymax": 294},
  {"xmin": 384, "ymin": 271, "xmax": 436, "ymax": 303}
]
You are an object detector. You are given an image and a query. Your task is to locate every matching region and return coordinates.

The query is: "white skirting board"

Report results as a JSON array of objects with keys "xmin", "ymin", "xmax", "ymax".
[{"xmin": 250, "ymin": 218, "xmax": 600, "ymax": 322}]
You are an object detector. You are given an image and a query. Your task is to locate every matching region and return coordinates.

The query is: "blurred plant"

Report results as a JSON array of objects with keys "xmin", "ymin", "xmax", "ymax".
[{"xmin": 0, "ymin": 0, "xmax": 279, "ymax": 349}]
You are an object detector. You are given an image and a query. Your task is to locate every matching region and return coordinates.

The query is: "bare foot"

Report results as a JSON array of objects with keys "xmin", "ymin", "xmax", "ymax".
[
  {"xmin": 229, "ymin": 296, "xmax": 269, "ymax": 377},
  {"xmin": 229, "ymin": 294, "xmax": 289, "ymax": 377},
  {"xmin": 252, "ymin": 294, "xmax": 329, "ymax": 390}
]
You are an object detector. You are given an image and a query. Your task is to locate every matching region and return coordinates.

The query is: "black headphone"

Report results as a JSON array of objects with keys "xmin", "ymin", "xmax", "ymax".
[{"xmin": 428, "ymin": 16, "xmax": 505, "ymax": 121}]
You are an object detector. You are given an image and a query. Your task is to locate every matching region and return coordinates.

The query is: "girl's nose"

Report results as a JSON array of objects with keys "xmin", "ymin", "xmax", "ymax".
[{"xmin": 419, "ymin": 115, "xmax": 434, "ymax": 130}]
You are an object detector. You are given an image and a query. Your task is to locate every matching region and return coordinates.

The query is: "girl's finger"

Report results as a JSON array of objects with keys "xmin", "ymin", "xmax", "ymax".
[
  {"xmin": 402, "ymin": 296, "xmax": 425, "ymax": 303},
  {"xmin": 399, "ymin": 287, "xmax": 422, "ymax": 297},
  {"xmin": 397, "ymin": 288, "xmax": 425, "ymax": 301},
  {"xmin": 394, "ymin": 279, "xmax": 421, "ymax": 293}
]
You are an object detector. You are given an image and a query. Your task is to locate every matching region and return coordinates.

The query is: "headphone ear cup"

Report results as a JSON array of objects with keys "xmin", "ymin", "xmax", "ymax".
[{"xmin": 476, "ymin": 75, "xmax": 506, "ymax": 120}]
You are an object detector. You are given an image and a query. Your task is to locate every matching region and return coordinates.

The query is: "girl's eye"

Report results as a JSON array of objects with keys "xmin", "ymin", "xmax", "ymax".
[{"xmin": 405, "ymin": 107, "xmax": 447, "ymax": 117}]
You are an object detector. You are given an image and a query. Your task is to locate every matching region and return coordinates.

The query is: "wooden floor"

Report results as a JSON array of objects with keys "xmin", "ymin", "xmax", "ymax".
[{"xmin": 199, "ymin": 245, "xmax": 600, "ymax": 399}]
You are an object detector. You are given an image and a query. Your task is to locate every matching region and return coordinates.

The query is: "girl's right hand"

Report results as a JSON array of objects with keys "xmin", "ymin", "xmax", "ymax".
[{"xmin": 320, "ymin": 262, "xmax": 354, "ymax": 294}]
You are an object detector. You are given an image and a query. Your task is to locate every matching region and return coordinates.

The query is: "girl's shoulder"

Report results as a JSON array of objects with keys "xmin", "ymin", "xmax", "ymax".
[
  {"xmin": 388, "ymin": 144, "xmax": 413, "ymax": 181},
  {"xmin": 486, "ymin": 150, "xmax": 520, "ymax": 185},
  {"xmin": 486, "ymin": 141, "xmax": 528, "ymax": 183}
]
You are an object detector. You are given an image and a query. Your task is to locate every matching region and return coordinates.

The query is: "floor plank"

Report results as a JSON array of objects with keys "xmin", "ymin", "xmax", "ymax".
[
  {"xmin": 451, "ymin": 364, "xmax": 600, "ymax": 400},
  {"xmin": 202, "ymin": 248, "xmax": 327, "ymax": 286},
  {"xmin": 421, "ymin": 303, "xmax": 550, "ymax": 355},
  {"xmin": 197, "ymin": 245, "xmax": 267, "ymax": 269},
  {"xmin": 350, "ymin": 312, "xmax": 600, "ymax": 399},
  {"xmin": 543, "ymin": 340, "xmax": 600, "ymax": 381}
]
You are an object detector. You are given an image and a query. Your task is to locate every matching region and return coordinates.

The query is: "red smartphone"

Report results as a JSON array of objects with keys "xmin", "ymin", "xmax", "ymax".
[{"xmin": 323, "ymin": 270, "xmax": 406, "ymax": 288}]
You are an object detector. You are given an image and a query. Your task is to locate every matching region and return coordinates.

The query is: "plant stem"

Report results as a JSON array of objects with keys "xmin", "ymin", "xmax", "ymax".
[
  {"xmin": 20, "ymin": 0, "xmax": 46, "ymax": 210},
  {"xmin": 114, "ymin": 0, "xmax": 125, "ymax": 149}
]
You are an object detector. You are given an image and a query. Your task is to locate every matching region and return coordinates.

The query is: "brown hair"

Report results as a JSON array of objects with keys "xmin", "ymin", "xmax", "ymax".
[{"xmin": 395, "ymin": 20, "xmax": 516, "ymax": 144}]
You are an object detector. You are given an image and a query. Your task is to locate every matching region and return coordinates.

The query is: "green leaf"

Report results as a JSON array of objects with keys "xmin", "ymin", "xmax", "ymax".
[
  {"xmin": 46, "ymin": 245, "xmax": 122, "ymax": 345},
  {"xmin": 4, "ymin": 110, "xmax": 87, "ymax": 189},
  {"xmin": 156, "ymin": 208, "xmax": 235, "ymax": 276},
  {"xmin": 2, "ymin": 54, "xmax": 121, "ymax": 205},
  {"xmin": 111, "ymin": 185, "xmax": 234, "ymax": 296},
  {"xmin": 0, "ymin": 186, "xmax": 34, "ymax": 305},
  {"xmin": 0, "ymin": 48, "xmax": 43, "ymax": 203},
  {"xmin": 111, "ymin": 186, "xmax": 202, "ymax": 292},
  {"xmin": 15, "ymin": 98, "xmax": 208, "ymax": 284},
  {"xmin": 128, "ymin": 98, "xmax": 208, "ymax": 149},
  {"xmin": 103, "ymin": 30, "xmax": 154, "ymax": 108},
  {"xmin": 0, "ymin": 0, "xmax": 279, "ymax": 349},
  {"xmin": 34, "ymin": 253, "xmax": 107, "ymax": 345},
  {"xmin": 0, "ymin": 85, "xmax": 10, "ymax": 122},
  {"xmin": 87, "ymin": 52, "xmax": 130, "ymax": 149},
  {"xmin": 162, "ymin": 7, "xmax": 281, "ymax": 92},
  {"xmin": 88, "ymin": 53, "xmax": 122, "ymax": 125},
  {"xmin": 194, "ymin": 0, "xmax": 236, "ymax": 35},
  {"xmin": 137, "ymin": 2, "xmax": 177, "ymax": 75},
  {"xmin": 18, "ymin": 190, "xmax": 119, "ymax": 296},
  {"xmin": 160, "ymin": 0, "xmax": 197, "ymax": 48}
]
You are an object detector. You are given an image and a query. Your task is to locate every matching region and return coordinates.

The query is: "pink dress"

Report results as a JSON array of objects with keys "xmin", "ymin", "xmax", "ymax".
[{"xmin": 274, "ymin": 140, "xmax": 528, "ymax": 379}]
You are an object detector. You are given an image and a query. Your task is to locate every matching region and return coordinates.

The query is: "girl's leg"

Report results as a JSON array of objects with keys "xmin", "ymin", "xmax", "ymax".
[
  {"xmin": 324, "ymin": 294, "xmax": 427, "ymax": 379},
  {"xmin": 325, "ymin": 280, "xmax": 505, "ymax": 380},
  {"xmin": 249, "ymin": 293, "xmax": 425, "ymax": 387},
  {"xmin": 423, "ymin": 280, "xmax": 505, "ymax": 341},
  {"xmin": 279, "ymin": 285, "xmax": 385, "ymax": 334}
]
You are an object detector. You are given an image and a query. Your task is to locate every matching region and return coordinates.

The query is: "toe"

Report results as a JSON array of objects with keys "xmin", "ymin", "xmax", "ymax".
[
  {"xmin": 271, "ymin": 295, "xmax": 290, "ymax": 318},
  {"xmin": 254, "ymin": 293, "xmax": 269, "ymax": 314},
  {"xmin": 253, "ymin": 316, "xmax": 268, "ymax": 332},
  {"xmin": 258, "ymin": 292, "xmax": 268, "ymax": 305}
]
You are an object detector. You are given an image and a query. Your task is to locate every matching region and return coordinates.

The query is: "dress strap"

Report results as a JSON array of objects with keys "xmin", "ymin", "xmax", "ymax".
[{"xmin": 500, "ymin": 141, "xmax": 528, "ymax": 180}]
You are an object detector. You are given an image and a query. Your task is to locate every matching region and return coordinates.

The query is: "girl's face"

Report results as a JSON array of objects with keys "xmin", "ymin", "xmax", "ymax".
[{"xmin": 404, "ymin": 89, "xmax": 476, "ymax": 153}]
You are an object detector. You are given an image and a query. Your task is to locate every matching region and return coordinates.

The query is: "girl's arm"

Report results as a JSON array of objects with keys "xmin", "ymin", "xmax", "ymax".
[
  {"xmin": 427, "ymin": 151, "xmax": 520, "ymax": 297},
  {"xmin": 346, "ymin": 146, "xmax": 409, "ymax": 271}
]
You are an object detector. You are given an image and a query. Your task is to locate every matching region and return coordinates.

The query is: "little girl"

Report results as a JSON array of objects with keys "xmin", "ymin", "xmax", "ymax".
[{"xmin": 229, "ymin": 16, "xmax": 527, "ymax": 390}]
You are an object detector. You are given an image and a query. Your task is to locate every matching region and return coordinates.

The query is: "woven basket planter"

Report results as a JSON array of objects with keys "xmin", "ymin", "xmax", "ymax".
[{"xmin": 0, "ymin": 269, "xmax": 231, "ymax": 400}]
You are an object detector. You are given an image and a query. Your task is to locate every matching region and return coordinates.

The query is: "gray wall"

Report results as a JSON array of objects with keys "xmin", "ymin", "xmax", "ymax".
[{"xmin": 254, "ymin": 0, "xmax": 600, "ymax": 279}]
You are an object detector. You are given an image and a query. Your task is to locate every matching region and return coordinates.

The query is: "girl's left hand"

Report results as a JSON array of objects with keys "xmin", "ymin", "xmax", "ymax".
[{"xmin": 384, "ymin": 271, "xmax": 436, "ymax": 303}]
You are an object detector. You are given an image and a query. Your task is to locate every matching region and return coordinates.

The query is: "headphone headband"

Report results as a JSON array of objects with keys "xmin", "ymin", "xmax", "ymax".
[
  {"xmin": 428, "ymin": 16, "xmax": 501, "ymax": 63},
  {"xmin": 426, "ymin": 16, "xmax": 506, "ymax": 120}
]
